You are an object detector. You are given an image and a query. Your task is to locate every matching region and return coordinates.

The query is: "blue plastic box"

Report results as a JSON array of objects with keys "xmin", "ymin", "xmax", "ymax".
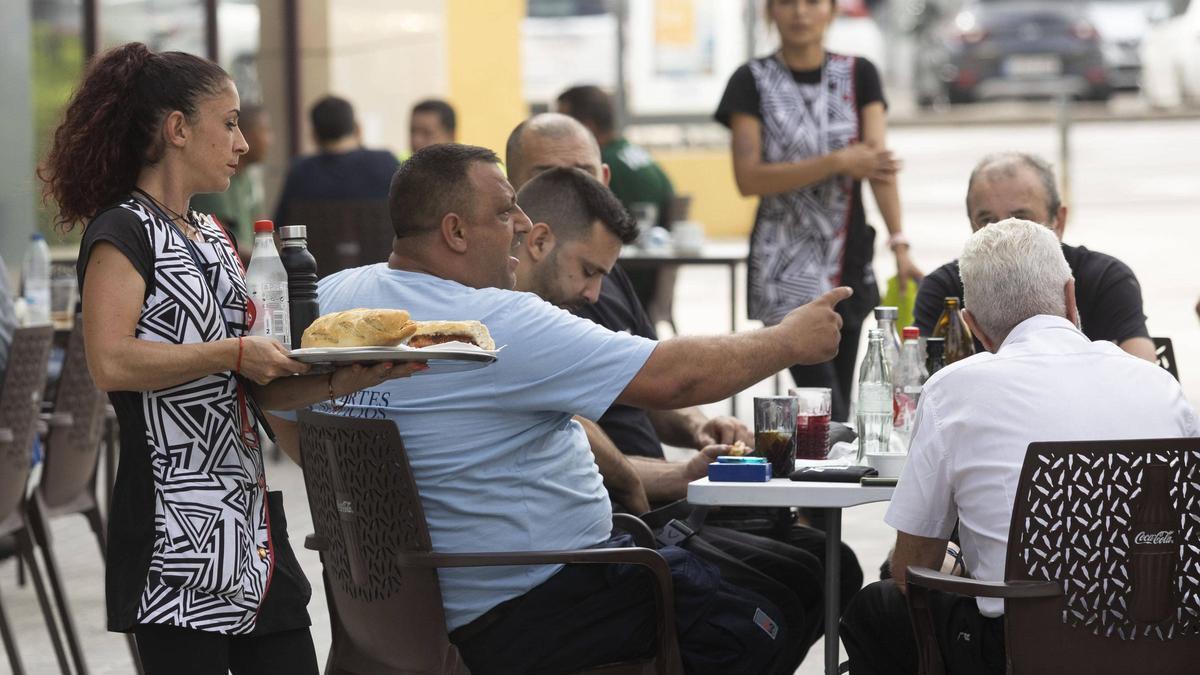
[{"xmin": 708, "ymin": 461, "xmax": 771, "ymax": 482}]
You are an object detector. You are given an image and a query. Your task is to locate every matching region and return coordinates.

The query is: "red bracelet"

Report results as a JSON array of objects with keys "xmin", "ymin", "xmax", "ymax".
[{"xmin": 235, "ymin": 336, "xmax": 244, "ymax": 374}]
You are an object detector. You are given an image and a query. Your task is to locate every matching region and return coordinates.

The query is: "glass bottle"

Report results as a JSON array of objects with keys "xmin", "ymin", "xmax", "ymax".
[
  {"xmin": 857, "ymin": 329, "xmax": 893, "ymax": 462},
  {"xmin": 931, "ymin": 297, "xmax": 975, "ymax": 365},
  {"xmin": 925, "ymin": 337, "xmax": 947, "ymax": 376},
  {"xmin": 245, "ymin": 219, "xmax": 291, "ymax": 347},
  {"xmin": 873, "ymin": 306, "xmax": 902, "ymax": 371}
]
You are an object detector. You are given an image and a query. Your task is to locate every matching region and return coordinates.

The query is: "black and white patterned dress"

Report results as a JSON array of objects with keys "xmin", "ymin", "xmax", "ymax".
[
  {"xmin": 716, "ymin": 52, "xmax": 885, "ymax": 326},
  {"xmin": 79, "ymin": 197, "xmax": 308, "ymax": 635}
]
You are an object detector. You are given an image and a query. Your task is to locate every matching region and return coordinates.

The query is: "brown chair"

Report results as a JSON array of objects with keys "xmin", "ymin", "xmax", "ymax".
[
  {"xmin": 906, "ymin": 437, "xmax": 1200, "ymax": 675},
  {"xmin": 297, "ymin": 411, "xmax": 683, "ymax": 675},
  {"xmin": 28, "ymin": 327, "xmax": 144, "ymax": 674},
  {"xmin": 0, "ymin": 325, "xmax": 70, "ymax": 675},
  {"xmin": 1153, "ymin": 336, "xmax": 1180, "ymax": 380},
  {"xmin": 285, "ymin": 199, "xmax": 393, "ymax": 278}
]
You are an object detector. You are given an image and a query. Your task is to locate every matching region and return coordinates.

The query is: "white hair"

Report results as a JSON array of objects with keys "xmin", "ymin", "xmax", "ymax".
[{"xmin": 959, "ymin": 218, "xmax": 1073, "ymax": 343}]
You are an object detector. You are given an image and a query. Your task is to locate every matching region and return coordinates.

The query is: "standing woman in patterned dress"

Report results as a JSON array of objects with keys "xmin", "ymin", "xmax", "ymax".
[
  {"xmin": 715, "ymin": 0, "xmax": 920, "ymax": 421},
  {"xmin": 39, "ymin": 43, "xmax": 422, "ymax": 673}
]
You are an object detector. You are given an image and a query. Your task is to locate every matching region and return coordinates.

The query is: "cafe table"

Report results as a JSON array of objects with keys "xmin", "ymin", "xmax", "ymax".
[{"xmin": 687, "ymin": 477, "xmax": 895, "ymax": 675}]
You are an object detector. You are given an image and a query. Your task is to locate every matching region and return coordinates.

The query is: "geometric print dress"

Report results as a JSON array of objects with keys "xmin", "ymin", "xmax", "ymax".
[
  {"xmin": 97, "ymin": 198, "xmax": 274, "ymax": 634},
  {"xmin": 746, "ymin": 52, "xmax": 862, "ymax": 326}
]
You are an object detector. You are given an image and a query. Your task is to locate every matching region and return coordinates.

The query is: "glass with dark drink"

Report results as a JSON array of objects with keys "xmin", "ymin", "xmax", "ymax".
[
  {"xmin": 753, "ymin": 396, "xmax": 798, "ymax": 478},
  {"xmin": 789, "ymin": 387, "xmax": 832, "ymax": 460}
]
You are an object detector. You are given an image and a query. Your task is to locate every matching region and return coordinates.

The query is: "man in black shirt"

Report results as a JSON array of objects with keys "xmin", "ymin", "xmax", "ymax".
[{"xmin": 915, "ymin": 152, "xmax": 1155, "ymax": 362}]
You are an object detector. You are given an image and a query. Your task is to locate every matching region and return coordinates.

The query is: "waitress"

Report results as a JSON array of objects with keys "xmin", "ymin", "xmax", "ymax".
[
  {"xmin": 39, "ymin": 43, "xmax": 422, "ymax": 673},
  {"xmin": 716, "ymin": 0, "xmax": 920, "ymax": 421}
]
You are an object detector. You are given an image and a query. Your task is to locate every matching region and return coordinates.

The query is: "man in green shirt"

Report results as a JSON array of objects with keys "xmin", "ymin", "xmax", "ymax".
[
  {"xmin": 557, "ymin": 85, "xmax": 676, "ymax": 310},
  {"xmin": 192, "ymin": 105, "xmax": 272, "ymax": 258}
]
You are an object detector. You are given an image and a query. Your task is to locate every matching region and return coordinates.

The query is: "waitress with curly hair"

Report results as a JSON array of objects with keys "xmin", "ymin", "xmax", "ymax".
[
  {"xmin": 40, "ymin": 43, "xmax": 422, "ymax": 673},
  {"xmin": 716, "ymin": 0, "xmax": 921, "ymax": 421}
]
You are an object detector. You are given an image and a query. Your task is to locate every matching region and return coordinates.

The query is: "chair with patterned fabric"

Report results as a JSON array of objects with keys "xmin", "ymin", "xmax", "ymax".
[
  {"xmin": 0, "ymin": 325, "xmax": 70, "ymax": 675},
  {"xmin": 297, "ymin": 410, "xmax": 682, "ymax": 675},
  {"xmin": 906, "ymin": 437, "xmax": 1200, "ymax": 675}
]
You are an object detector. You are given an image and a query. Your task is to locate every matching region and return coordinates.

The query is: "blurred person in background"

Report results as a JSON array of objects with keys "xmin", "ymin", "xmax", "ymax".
[
  {"xmin": 556, "ymin": 84, "xmax": 676, "ymax": 311},
  {"xmin": 841, "ymin": 218, "xmax": 1197, "ymax": 675},
  {"xmin": 273, "ymin": 95, "xmax": 399, "ymax": 226},
  {"xmin": 408, "ymin": 98, "xmax": 457, "ymax": 154},
  {"xmin": 38, "ymin": 43, "xmax": 421, "ymax": 673},
  {"xmin": 715, "ymin": 0, "xmax": 919, "ymax": 422},
  {"xmin": 914, "ymin": 152, "xmax": 1156, "ymax": 362},
  {"xmin": 191, "ymin": 104, "xmax": 272, "ymax": 258}
]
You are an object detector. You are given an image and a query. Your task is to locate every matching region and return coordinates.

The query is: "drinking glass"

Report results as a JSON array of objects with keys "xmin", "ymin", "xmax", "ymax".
[
  {"xmin": 50, "ymin": 275, "xmax": 78, "ymax": 331},
  {"xmin": 753, "ymin": 396, "xmax": 797, "ymax": 478},
  {"xmin": 789, "ymin": 387, "xmax": 832, "ymax": 460}
]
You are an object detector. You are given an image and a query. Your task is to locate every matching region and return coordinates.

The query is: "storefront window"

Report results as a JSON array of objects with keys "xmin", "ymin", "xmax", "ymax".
[
  {"xmin": 32, "ymin": 0, "xmax": 85, "ymax": 239},
  {"xmin": 218, "ymin": 0, "xmax": 261, "ymax": 103},
  {"xmin": 100, "ymin": 0, "xmax": 206, "ymax": 55}
]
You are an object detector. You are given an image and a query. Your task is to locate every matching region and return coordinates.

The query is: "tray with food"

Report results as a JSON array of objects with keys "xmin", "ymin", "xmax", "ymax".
[{"xmin": 289, "ymin": 309, "xmax": 499, "ymax": 374}]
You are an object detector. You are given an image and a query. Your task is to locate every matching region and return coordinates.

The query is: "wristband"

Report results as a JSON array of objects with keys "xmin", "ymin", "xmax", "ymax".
[
  {"xmin": 235, "ymin": 336, "xmax": 244, "ymax": 374},
  {"xmin": 887, "ymin": 232, "xmax": 910, "ymax": 251}
]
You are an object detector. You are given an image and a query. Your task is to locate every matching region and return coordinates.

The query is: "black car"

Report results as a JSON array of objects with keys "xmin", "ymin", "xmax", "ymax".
[{"xmin": 914, "ymin": 1, "xmax": 1112, "ymax": 105}]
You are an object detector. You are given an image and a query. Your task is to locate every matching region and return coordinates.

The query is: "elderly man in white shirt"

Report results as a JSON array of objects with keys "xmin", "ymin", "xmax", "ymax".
[{"xmin": 840, "ymin": 218, "xmax": 1199, "ymax": 675}]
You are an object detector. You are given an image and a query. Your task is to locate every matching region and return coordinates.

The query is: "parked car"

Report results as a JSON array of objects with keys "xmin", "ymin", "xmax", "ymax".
[
  {"xmin": 1086, "ymin": 0, "xmax": 1170, "ymax": 90},
  {"xmin": 1140, "ymin": 0, "xmax": 1200, "ymax": 107},
  {"xmin": 826, "ymin": 0, "xmax": 887, "ymax": 70},
  {"xmin": 914, "ymin": 1, "xmax": 1112, "ymax": 106}
]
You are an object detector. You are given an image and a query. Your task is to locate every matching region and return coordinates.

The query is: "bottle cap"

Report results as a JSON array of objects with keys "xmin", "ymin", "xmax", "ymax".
[
  {"xmin": 943, "ymin": 296, "xmax": 960, "ymax": 306},
  {"xmin": 31, "ymin": 233, "xmax": 45, "ymax": 241},
  {"xmin": 926, "ymin": 337, "xmax": 945, "ymax": 350},
  {"xmin": 253, "ymin": 219, "xmax": 275, "ymax": 234},
  {"xmin": 279, "ymin": 225, "xmax": 307, "ymax": 240},
  {"xmin": 874, "ymin": 306, "xmax": 898, "ymax": 320},
  {"xmin": 902, "ymin": 326, "xmax": 920, "ymax": 340}
]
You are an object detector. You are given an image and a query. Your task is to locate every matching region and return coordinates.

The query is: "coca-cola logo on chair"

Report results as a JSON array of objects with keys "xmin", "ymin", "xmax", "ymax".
[{"xmin": 1133, "ymin": 530, "xmax": 1176, "ymax": 546}]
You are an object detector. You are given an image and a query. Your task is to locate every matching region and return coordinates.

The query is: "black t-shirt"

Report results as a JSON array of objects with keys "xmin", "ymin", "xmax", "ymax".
[
  {"xmin": 273, "ymin": 148, "xmax": 400, "ymax": 225},
  {"xmin": 572, "ymin": 264, "xmax": 666, "ymax": 460},
  {"xmin": 714, "ymin": 55, "xmax": 887, "ymax": 317},
  {"xmin": 914, "ymin": 243, "xmax": 1150, "ymax": 347}
]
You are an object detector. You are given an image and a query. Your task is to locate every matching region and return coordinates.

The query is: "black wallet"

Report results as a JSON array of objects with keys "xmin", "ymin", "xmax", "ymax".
[{"xmin": 789, "ymin": 465, "xmax": 877, "ymax": 482}]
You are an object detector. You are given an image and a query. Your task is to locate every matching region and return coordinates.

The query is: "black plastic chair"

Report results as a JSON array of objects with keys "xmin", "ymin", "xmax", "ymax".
[
  {"xmin": 297, "ymin": 410, "xmax": 682, "ymax": 675},
  {"xmin": 29, "ymin": 326, "xmax": 143, "ymax": 674},
  {"xmin": 1152, "ymin": 336, "xmax": 1179, "ymax": 380},
  {"xmin": 907, "ymin": 437, "xmax": 1200, "ymax": 674},
  {"xmin": 0, "ymin": 325, "xmax": 70, "ymax": 675}
]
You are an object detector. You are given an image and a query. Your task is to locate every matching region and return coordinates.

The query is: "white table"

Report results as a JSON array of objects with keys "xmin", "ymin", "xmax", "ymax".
[{"xmin": 688, "ymin": 478, "xmax": 894, "ymax": 675}]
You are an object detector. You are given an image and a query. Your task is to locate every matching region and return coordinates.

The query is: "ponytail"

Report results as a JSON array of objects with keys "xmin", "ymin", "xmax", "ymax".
[{"xmin": 39, "ymin": 42, "xmax": 229, "ymax": 231}]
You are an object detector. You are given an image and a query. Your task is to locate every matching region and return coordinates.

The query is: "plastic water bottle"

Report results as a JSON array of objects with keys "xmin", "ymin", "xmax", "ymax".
[
  {"xmin": 279, "ymin": 225, "xmax": 319, "ymax": 350},
  {"xmin": 21, "ymin": 233, "xmax": 51, "ymax": 325},
  {"xmin": 856, "ymin": 328, "xmax": 893, "ymax": 462},
  {"xmin": 245, "ymin": 220, "xmax": 291, "ymax": 347},
  {"xmin": 893, "ymin": 327, "xmax": 929, "ymax": 445}
]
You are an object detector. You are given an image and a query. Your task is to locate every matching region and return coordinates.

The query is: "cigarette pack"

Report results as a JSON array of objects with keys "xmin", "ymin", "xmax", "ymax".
[{"xmin": 708, "ymin": 461, "xmax": 771, "ymax": 482}]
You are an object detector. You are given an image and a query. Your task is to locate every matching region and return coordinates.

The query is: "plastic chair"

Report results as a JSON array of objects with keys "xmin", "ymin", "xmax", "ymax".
[
  {"xmin": 285, "ymin": 199, "xmax": 393, "ymax": 278},
  {"xmin": 906, "ymin": 437, "xmax": 1200, "ymax": 675},
  {"xmin": 1152, "ymin": 336, "xmax": 1179, "ymax": 380},
  {"xmin": 28, "ymin": 326, "xmax": 143, "ymax": 674},
  {"xmin": 0, "ymin": 325, "xmax": 70, "ymax": 675},
  {"xmin": 297, "ymin": 411, "xmax": 683, "ymax": 675}
]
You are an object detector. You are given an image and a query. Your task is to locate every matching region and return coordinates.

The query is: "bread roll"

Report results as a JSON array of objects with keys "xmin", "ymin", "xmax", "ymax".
[
  {"xmin": 300, "ymin": 308, "xmax": 417, "ymax": 348},
  {"xmin": 406, "ymin": 320, "xmax": 495, "ymax": 350}
]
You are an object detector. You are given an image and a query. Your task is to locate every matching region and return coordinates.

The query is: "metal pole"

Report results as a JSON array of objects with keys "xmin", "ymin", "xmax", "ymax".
[
  {"xmin": 823, "ymin": 508, "xmax": 843, "ymax": 675},
  {"xmin": 614, "ymin": 0, "xmax": 629, "ymax": 131},
  {"xmin": 1057, "ymin": 93, "xmax": 1071, "ymax": 210}
]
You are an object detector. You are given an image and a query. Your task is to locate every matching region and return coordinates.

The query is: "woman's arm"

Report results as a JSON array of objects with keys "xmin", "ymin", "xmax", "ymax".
[
  {"xmin": 83, "ymin": 242, "xmax": 309, "ymax": 391},
  {"xmin": 861, "ymin": 102, "xmax": 922, "ymax": 288},
  {"xmin": 250, "ymin": 361, "xmax": 426, "ymax": 412},
  {"xmin": 729, "ymin": 112, "xmax": 899, "ymax": 197}
]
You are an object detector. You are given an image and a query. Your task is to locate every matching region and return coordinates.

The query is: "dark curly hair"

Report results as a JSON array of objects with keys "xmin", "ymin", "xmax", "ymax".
[{"xmin": 39, "ymin": 42, "xmax": 230, "ymax": 231}]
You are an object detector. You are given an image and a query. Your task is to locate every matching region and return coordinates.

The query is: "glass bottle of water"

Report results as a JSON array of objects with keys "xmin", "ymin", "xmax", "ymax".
[
  {"xmin": 245, "ymin": 220, "xmax": 291, "ymax": 347},
  {"xmin": 873, "ymin": 306, "xmax": 902, "ymax": 370},
  {"xmin": 857, "ymin": 328, "xmax": 893, "ymax": 462}
]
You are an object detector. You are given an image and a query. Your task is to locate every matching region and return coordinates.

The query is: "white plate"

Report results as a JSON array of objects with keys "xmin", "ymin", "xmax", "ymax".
[{"xmin": 290, "ymin": 345, "xmax": 497, "ymax": 375}]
